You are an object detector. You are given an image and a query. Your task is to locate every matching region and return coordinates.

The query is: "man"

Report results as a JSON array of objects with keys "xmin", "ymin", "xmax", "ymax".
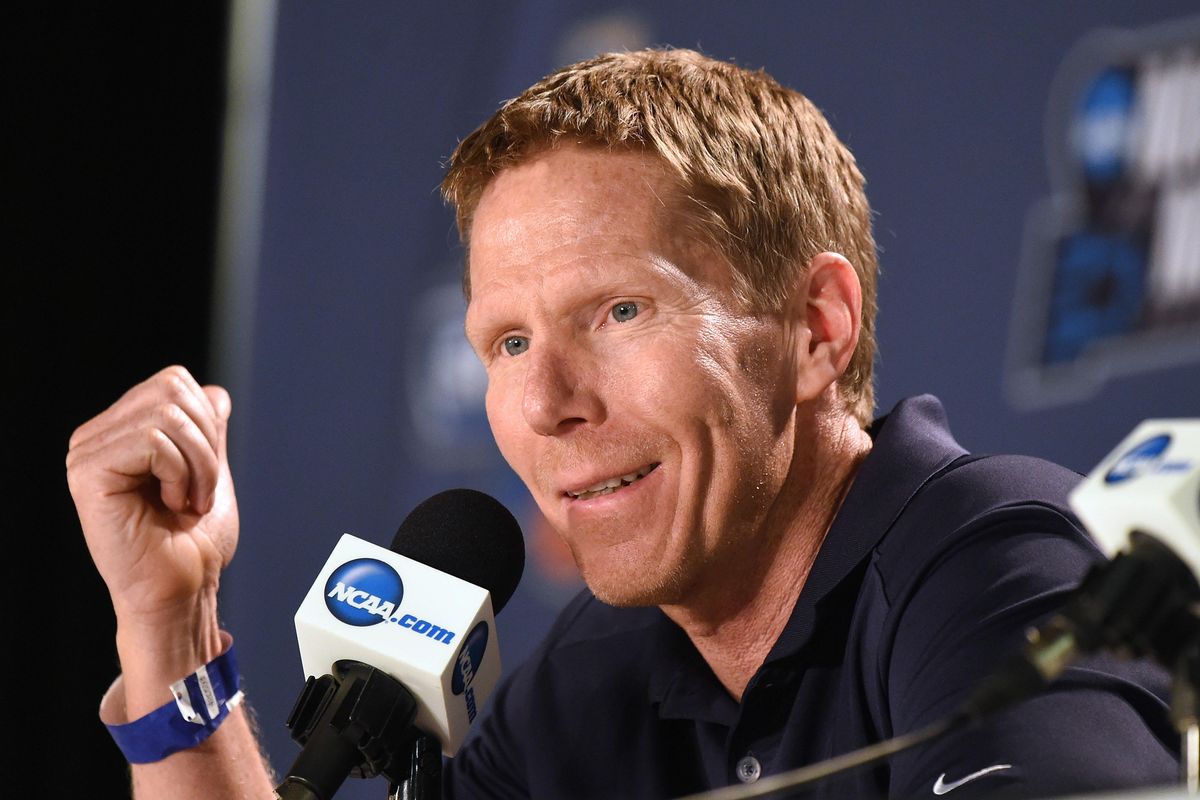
[{"xmin": 68, "ymin": 49, "xmax": 1177, "ymax": 799}]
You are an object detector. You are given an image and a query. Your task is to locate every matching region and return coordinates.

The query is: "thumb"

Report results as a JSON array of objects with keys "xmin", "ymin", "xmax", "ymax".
[
  {"xmin": 203, "ymin": 385, "xmax": 233, "ymax": 462},
  {"xmin": 203, "ymin": 384, "xmax": 232, "ymax": 423}
]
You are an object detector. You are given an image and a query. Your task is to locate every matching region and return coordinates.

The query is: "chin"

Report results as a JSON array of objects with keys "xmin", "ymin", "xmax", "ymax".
[{"xmin": 577, "ymin": 553, "xmax": 692, "ymax": 608}]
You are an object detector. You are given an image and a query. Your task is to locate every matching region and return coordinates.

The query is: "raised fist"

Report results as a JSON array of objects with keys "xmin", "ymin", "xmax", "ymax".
[{"xmin": 66, "ymin": 365, "xmax": 239, "ymax": 627}]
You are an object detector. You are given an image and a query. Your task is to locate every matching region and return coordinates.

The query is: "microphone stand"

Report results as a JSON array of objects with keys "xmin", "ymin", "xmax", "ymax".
[
  {"xmin": 977, "ymin": 531, "xmax": 1200, "ymax": 795},
  {"xmin": 388, "ymin": 734, "xmax": 442, "ymax": 800},
  {"xmin": 1067, "ymin": 532, "xmax": 1200, "ymax": 793},
  {"xmin": 278, "ymin": 660, "xmax": 428, "ymax": 800}
]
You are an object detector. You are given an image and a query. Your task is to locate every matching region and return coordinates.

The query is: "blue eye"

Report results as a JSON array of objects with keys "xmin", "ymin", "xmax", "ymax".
[
  {"xmin": 611, "ymin": 302, "xmax": 639, "ymax": 323},
  {"xmin": 503, "ymin": 336, "xmax": 529, "ymax": 356}
]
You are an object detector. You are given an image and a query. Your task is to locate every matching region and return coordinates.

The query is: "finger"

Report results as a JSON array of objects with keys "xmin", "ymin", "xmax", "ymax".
[
  {"xmin": 70, "ymin": 388, "xmax": 222, "ymax": 481},
  {"xmin": 202, "ymin": 384, "xmax": 232, "ymax": 462},
  {"xmin": 70, "ymin": 366, "xmax": 197, "ymax": 447},
  {"xmin": 71, "ymin": 426, "xmax": 192, "ymax": 514},
  {"xmin": 203, "ymin": 384, "xmax": 231, "ymax": 423},
  {"xmin": 70, "ymin": 367, "xmax": 222, "ymax": 460},
  {"xmin": 151, "ymin": 402, "xmax": 221, "ymax": 514},
  {"xmin": 172, "ymin": 367, "xmax": 220, "ymax": 435},
  {"xmin": 71, "ymin": 402, "xmax": 221, "ymax": 514},
  {"xmin": 147, "ymin": 430, "xmax": 191, "ymax": 513}
]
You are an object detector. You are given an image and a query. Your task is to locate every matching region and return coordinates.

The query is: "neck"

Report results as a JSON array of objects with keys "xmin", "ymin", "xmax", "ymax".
[{"xmin": 660, "ymin": 405, "xmax": 872, "ymax": 700}]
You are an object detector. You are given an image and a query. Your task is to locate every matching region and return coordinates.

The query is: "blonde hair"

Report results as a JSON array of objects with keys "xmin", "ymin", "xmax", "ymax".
[{"xmin": 442, "ymin": 48, "xmax": 878, "ymax": 426}]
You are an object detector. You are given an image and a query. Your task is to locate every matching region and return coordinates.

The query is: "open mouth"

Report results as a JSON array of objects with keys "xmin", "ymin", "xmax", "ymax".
[{"xmin": 566, "ymin": 463, "xmax": 659, "ymax": 501}]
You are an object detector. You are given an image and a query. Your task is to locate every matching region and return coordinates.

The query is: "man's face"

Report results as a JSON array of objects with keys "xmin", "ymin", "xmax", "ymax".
[{"xmin": 464, "ymin": 145, "xmax": 799, "ymax": 606}]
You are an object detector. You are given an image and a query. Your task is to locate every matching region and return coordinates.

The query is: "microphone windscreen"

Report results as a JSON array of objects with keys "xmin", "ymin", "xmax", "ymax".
[{"xmin": 390, "ymin": 489, "xmax": 526, "ymax": 615}]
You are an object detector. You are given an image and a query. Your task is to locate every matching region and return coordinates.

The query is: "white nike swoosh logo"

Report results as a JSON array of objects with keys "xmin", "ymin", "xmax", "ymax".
[{"xmin": 932, "ymin": 764, "xmax": 1013, "ymax": 795}]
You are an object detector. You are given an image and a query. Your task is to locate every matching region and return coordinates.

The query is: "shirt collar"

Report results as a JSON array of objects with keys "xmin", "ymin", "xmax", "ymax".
[
  {"xmin": 649, "ymin": 394, "xmax": 968, "ymax": 718},
  {"xmin": 766, "ymin": 394, "xmax": 968, "ymax": 661}
]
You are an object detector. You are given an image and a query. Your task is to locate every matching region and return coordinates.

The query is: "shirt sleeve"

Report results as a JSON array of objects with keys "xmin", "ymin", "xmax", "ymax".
[{"xmin": 880, "ymin": 507, "xmax": 1180, "ymax": 799}]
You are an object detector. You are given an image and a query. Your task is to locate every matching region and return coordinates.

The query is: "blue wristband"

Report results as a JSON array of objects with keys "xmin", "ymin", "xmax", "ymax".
[{"xmin": 105, "ymin": 644, "xmax": 243, "ymax": 764}]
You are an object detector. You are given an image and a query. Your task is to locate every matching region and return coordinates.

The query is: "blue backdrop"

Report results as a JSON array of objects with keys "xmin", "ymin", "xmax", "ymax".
[{"xmin": 219, "ymin": 4, "xmax": 1200, "ymax": 796}]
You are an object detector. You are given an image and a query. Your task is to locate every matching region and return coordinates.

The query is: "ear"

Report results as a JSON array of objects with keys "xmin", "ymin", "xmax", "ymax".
[{"xmin": 786, "ymin": 252, "xmax": 863, "ymax": 404}]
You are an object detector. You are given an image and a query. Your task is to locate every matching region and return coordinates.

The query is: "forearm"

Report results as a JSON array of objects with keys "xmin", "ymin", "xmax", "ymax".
[{"xmin": 69, "ymin": 369, "xmax": 267, "ymax": 796}]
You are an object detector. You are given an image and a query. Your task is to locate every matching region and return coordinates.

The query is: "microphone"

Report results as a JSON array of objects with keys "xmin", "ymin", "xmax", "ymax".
[
  {"xmin": 964, "ymin": 419, "xmax": 1200, "ymax": 719},
  {"xmin": 1071, "ymin": 420, "xmax": 1200, "ymax": 580},
  {"xmin": 275, "ymin": 489, "xmax": 525, "ymax": 800}
]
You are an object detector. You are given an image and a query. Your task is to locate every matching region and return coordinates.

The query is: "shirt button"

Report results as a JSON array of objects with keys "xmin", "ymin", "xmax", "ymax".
[{"xmin": 735, "ymin": 755, "xmax": 762, "ymax": 783}]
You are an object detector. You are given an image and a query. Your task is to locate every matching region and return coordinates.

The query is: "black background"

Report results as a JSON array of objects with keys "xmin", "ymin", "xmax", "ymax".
[{"xmin": 12, "ymin": 7, "xmax": 229, "ymax": 796}]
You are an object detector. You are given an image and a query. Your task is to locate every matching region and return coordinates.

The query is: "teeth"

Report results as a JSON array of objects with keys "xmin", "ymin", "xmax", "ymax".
[{"xmin": 568, "ymin": 464, "xmax": 657, "ymax": 500}]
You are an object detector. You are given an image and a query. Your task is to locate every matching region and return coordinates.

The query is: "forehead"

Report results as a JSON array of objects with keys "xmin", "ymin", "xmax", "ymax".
[
  {"xmin": 474, "ymin": 144, "xmax": 675, "ymax": 227},
  {"xmin": 466, "ymin": 146, "xmax": 687, "ymax": 289}
]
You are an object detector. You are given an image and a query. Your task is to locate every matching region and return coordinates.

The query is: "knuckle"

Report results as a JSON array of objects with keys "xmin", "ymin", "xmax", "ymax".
[
  {"xmin": 157, "ymin": 402, "xmax": 189, "ymax": 431},
  {"xmin": 65, "ymin": 467, "xmax": 83, "ymax": 496},
  {"xmin": 64, "ymin": 448, "xmax": 82, "ymax": 476},
  {"xmin": 145, "ymin": 429, "xmax": 184, "ymax": 475},
  {"xmin": 159, "ymin": 372, "xmax": 191, "ymax": 403},
  {"xmin": 160, "ymin": 364, "xmax": 192, "ymax": 383},
  {"xmin": 144, "ymin": 425, "xmax": 172, "ymax": 451},
  {"xmin": 65, "ymin": 439, "xmax": 94, "ymax": 476},
  {"xmin": 68, "ymin": 424, "xmax": 87, "ymax": 450}
]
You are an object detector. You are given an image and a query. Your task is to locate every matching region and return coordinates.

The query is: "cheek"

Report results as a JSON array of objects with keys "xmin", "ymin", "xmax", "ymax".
[
  {"xmin": 687, "ymin": 326, "xmax": 778, "ymax": 425},
  {"xmin": 619, "ymin": 324, "xmax": 738, "ymax": 419},
  {"xmin": 602, "ymin": 348, "xmax": 679, "ymax": 416},
  {"xmin": 484, "ymin": 377, "xmax": 529, "ymax": 473},
  {"xmin": 688, "ymin": 324, "xmax": 794, "ymax": 498},
  {"xmin": 711, "ymin": 319, "xmax": 791, "ymax": 415}
]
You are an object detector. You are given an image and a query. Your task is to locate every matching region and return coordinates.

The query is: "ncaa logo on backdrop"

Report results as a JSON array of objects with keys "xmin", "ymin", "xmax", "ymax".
[
  {"xmin": 1006, "ymin": 17, "xmax": 1200, "ymax": 407},
  {"xmin": 1104, "ymin": 434, "xmax": 1192, "ymax": 484},
  {"xmin": 451, "ymin": 621, "xmax": 489, "ymax": 722},
  {"xmin": 324, "ymin": 558, "xmax": 405, "ymax": 626}
]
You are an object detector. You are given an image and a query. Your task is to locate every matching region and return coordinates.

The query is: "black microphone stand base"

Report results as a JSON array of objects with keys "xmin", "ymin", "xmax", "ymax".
[{"xmin": 278, "ymin": 660, "xmax": 429, "ymax": 800}]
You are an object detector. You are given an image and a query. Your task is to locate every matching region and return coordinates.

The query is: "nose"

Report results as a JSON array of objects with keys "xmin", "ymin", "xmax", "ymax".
[{"xmin": 522, "ymin": 343, "xmax": 604, "ymax": 436}]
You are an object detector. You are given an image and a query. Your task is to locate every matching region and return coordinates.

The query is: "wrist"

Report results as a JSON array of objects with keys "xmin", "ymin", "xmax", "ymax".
[
  {"xmin": 115, "ymin": 587, "xmax": 225, "ymax": 718},
  {"xmin": 102, "ymin": 637, "xmax": 244, "ymax": 764}
]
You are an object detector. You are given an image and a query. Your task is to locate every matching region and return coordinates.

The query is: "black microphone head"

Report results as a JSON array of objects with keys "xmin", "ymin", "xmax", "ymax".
[{"xmin": 390, "ymin": 489, "xmax": 526, "ymax": 615}]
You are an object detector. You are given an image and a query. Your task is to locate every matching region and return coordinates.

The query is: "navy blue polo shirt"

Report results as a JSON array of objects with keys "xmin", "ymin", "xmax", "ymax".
[{"xmin": 445, "ymin": 396, "xmax": 1179, "ymax": 799}]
